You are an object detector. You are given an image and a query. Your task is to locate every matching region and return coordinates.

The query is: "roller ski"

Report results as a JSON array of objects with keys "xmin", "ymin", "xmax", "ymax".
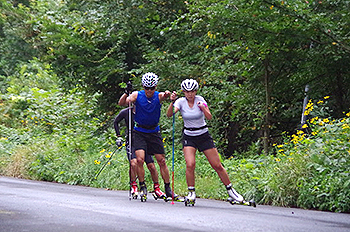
[
  {"xmin": 226, "ymin": 183, "xmax": 256, "ymax": 207},
  {"xmin": 151, "ymin": 183, "xmax": 167, "ymax": 201},
  {"xmin": 139, "ymin": 183, "xmax": 147, "ymax": 202},
  {"xmin": 130, "ymin": 181, "xmax": 138, "ymax": 200},
  {"xmin": 184, "ymin": 187, "xmax": 196, "ymax": 206},
  {"xmin": 227, "ymin": 198, "xmax": 257, "ymax": 207},
  {"xmin": 165, "ymin": 184, "xmax": 182, "ymax": 202}
]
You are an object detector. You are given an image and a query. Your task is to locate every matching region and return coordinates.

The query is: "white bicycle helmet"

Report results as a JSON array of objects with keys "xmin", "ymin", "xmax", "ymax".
[
  {"xmin": 181, "ymin": 79, "xmax": 199, "ymax": 91},
  {"xmin": 142, "ymin": 72, "xmax": 159, "ymax": 87}
]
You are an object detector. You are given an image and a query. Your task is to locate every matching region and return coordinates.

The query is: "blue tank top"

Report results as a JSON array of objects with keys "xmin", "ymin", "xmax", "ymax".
[{"xmin": 134, "ymin": 90, "xmax": 161, "ymax": 133}]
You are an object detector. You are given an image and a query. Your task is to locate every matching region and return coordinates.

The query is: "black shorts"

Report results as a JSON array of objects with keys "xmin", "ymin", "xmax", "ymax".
[
  {"xmin": 126, "ymin": 141, "xmax": 154, "ymax": 164},
  {"xmin": 182, "ymin": 131, "xmax": 216, "ymax": 152},
  {"xmin": 133, "ymin": 130, "xmax": 165, "ymax": 155}
]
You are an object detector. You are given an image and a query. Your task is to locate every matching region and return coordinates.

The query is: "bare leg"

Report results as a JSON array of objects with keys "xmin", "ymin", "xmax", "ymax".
[
  {"xmin": 203, "ymin": 148, "xmax": 230, "ymax": 185},
  {"xmin": 135, "ymin": 149, "xmax": 146, "ymax": 182},
  {"xmin": 183, "ymin": 146, "xmax": 197, "ymax": 187},
  {"xmin": 154, "ymin": 154, "xmax": 170, "ymax": 183},
  {"xmin": 146, "ymin": 162, "xmax": 159, "ymax": 184},
  {"xmin": 130, "ymin": 158, "xmax": 138, "ymax": 181}
]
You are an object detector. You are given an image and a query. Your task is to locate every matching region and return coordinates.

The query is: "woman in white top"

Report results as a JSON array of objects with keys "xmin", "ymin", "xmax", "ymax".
[{"xmin": 167, "ymin": 79, "xmax": 244, "ymax": 204}]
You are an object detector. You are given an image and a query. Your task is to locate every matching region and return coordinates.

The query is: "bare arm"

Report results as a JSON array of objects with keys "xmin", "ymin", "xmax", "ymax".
[
  {"xmin": 158, "ymin": 90, "xmax": 171, "ymax": 102},
  {"xmin": 167, "ymin": 102, "xmax": 180, "ymax": 117},
  {"xmin": 198, "ymin": 101, "xmax": 212, "ymax": 120},
  {"xmin": 166, "ymin": 91, "xmax": 179, "ymax": 117},
  {"xmin": 118, "ymin": 91, "xmax": 138, "ymax": 106}
]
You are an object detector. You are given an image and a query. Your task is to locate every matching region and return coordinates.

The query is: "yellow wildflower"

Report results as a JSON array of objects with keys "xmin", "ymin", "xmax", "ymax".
[{"xmin": 342, "ymin": 124, "xmax": 350, "ymax": 130}]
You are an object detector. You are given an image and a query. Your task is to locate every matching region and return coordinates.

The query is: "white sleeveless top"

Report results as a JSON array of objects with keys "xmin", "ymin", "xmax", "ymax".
[{"xmin": 174, "ymin": 95, "xmax": 208, "ymax": 136}]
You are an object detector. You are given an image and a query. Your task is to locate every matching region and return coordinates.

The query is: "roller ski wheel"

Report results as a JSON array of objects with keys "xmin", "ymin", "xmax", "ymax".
[
  {"xmin": 140, "ymin": 194, "xmax": 147, "ymax": 202},
  {"xmin": 166, "ymin": 196, "xmax": 184, "ymax": 202},
  {"xmin": 184, "ymin": 198, "xmax": 195, "ymax": 207},
  {"xmin": 131, "ymin": 192, "xmax": 138, "ymax": 200},
  {"xmin": 139, "ymin": 184, "xmax": 147, "ymax": 202},
  {"xmin": 151, "ymin": 191, "xmax": 168, "ymax": 201},
  {"xmin": 227, "ymin": 198, "xmax": 256, "ymax": 207},
  {"xmin": 129, "ymin": 190, "xmax": 138, "ymax": 200}
]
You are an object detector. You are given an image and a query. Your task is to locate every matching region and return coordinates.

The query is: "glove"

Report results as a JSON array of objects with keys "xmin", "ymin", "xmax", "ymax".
[
  {"xmin": 116, "ymin": 138, "xmax": 123, "ymax": 147},
  {"xmin": 125, "ymin": 81, "xmax": 133, "ymax": 94}
]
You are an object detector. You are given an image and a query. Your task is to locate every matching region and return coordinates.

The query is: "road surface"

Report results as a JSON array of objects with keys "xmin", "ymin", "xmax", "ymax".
[{"xmin": 1, "ymin": 176, "xmax": 349, "ymax": 232}]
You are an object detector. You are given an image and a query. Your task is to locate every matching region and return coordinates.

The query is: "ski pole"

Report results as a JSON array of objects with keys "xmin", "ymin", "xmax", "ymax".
[
  {"xmin": 171, "ymin": 105, "xmax": 175, "ymax": 204},
  {"xmin": 94, "ymin": 146, "xmax": 120, "ymax": 180},
  {"xmin": 127, "ymin": 81, "xmax": 133, "ymax": 200}
]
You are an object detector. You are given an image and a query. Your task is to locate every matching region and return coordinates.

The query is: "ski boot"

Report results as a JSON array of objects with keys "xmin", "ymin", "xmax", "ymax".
[
  {"xmin": 130, "ymin": 181, "xmax": 138, "ymax": 200},
  {"xmin": 152, "ymin": 183, "xmax": 167, "ymax": 201},
  {"xmin": 139, "ymin": 182, "xmax": 147, "ymax": 202},
  {"xmin": 184, "ymin": 187, "xmax": 196, "ymax": 206},
  {"xmin": 165, "ymin": 184, "xmax": 180, "ymax": 201},
  {"xmin": 226, "ymin": 183, "xmax": 245, "ymax": 205}
]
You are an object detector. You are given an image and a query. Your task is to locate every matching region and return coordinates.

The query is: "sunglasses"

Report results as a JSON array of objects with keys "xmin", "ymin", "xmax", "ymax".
[{"xmin": 144, "ymin": 86, "xmax": 156, "ymax": 90}]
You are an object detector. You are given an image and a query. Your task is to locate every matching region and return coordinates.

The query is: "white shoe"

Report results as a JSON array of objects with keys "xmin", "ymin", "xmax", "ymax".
[
  {"xmin": 227, "ymin": 184, "xmax": 244, "ymax": 202},
  {"xmin": 186, "ymin": 191, "xmax": 196, "ymax": 201}
]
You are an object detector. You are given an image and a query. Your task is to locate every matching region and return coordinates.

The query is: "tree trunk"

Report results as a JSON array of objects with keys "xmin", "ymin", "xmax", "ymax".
[{"xmin": 263, "ymin": 58, "xmax": 271, "ymax": 155}]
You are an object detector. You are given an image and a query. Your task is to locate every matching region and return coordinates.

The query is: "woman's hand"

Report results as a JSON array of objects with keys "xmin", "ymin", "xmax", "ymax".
[{"xmin": 197, "ymin": 101, "xmax": 207, "ymax": 111}]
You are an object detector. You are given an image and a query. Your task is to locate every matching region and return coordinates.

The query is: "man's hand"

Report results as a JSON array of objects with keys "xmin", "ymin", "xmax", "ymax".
[
  {"xmin": 125, "ymin": 81, "xmax": 133, "ymax": 94},
  {"xmin": 164, "ymin": 90, "xmax": 171, "ymax": 98}
]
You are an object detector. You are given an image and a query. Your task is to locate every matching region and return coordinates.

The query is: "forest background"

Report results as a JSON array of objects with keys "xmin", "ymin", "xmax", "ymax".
[{"xmin": 0, "ymin": 0, "xmax": 349, "ymax": 212}]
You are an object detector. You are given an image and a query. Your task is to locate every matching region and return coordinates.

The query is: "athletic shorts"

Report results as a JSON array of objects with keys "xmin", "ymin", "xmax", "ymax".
[
  {"xmin": 182, "ymin": 131, "xmax": 216, "ymax": 152},
  {"xmin": 133, "ymin": 130, "xmax": 165, "ymax": 155},
  {"xmin": 126, "ymin": 141, "xmax": 154, "ymax": 164}
]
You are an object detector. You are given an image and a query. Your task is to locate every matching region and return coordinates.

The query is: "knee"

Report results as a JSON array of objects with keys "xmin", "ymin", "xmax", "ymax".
[
  {"xmin": 136, "ymin": 157, "xmax": 144, "ymax": 165},
  {"xmin": 156, "ymin": 157, "xmax": 166, "ymax": 167},
  {"xmin": 186, "ymin": 162, "xmax": 195, "ymax": 171},
  {"xmin": 147, "ymin": 163, "xmax": 157, "ymax": 172},
  {"xmin": 130, "ymin": 159, "xmax": 137, "ymax": 167},
  {"xmin": 212, "ymin": 163, "xmax": 224, "ymax": 172}
]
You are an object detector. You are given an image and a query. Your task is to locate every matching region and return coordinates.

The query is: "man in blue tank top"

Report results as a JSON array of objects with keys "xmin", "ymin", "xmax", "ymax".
[{"xmin": 119, "ymin": 72, "xmax": 177, "ymax": 200}]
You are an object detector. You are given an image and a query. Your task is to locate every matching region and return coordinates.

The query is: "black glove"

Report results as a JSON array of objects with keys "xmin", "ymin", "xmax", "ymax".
[
  {"xmin": 125, "ymin": 81, "xmax": 133, "ymax": 94},
  {"xmin": 116, "ymin": 138, "xmax": 123, "ymax": 147}
]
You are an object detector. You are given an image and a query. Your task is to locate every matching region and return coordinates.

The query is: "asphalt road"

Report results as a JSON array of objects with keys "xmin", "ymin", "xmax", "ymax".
[{"xmin": 1, "ymin": 176, "xmax": 349, "ymax": 232}]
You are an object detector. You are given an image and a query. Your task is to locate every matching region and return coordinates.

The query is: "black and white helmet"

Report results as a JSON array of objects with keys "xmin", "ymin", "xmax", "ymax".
[
  {"xmin": 181, "ymin": 79, "xmax": 199, "ymax": 91},
  {"xmin": 142, "ymin": 72, "xmax": 159, "ymax": 87}
]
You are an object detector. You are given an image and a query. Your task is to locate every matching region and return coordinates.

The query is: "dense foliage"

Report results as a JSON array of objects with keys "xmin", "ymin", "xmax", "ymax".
[{"xmin": 1, "ymin": 0, "xmax": 349, "ymax": 212}]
